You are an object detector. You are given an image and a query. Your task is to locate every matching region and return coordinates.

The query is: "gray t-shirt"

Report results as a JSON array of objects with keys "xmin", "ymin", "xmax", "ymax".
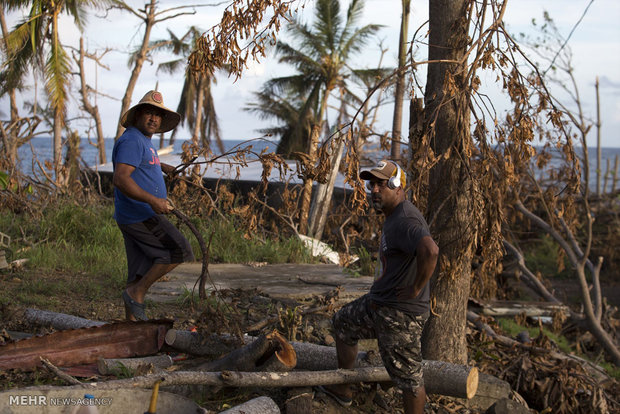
[{"xmin": 369, "ymin": 200, "xmax": 431, "ymax": 315}]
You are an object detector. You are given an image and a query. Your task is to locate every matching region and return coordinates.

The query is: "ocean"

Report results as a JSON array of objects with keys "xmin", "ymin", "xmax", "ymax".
[{"xmin": 14, "ymin": 137, "xmax": 620, "ymax": 193}]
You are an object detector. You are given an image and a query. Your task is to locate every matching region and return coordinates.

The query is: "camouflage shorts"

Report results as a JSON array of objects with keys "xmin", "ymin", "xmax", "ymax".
[{"xmin": 333, "ymin": 294, "xmax": 428, "ymax": 391}]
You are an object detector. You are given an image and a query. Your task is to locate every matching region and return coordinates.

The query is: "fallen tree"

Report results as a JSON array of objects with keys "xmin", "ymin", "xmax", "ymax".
[{"xmin": 46, "ymin": 366, "xmax": 475, "ymax": 399}]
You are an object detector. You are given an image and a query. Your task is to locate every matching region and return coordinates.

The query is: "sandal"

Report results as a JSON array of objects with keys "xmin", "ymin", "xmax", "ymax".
[{"xmin": 122, "ymin": 290, "xmax": 148, "ymax": 321}]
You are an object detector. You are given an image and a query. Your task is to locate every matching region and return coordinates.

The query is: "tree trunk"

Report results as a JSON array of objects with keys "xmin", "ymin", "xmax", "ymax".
[
  {"xmin": 97, "ymin": 355, "xmax": 173, "ymax": 375},
  {"xmin": 114, "ymin": 0, "xmax": 156, "ymax": 140},
  {"xmin": 299, "ymin": 126, "xmax": 320, "ymax": 235},
  {"xmin": 24, "ymin": 308, "xmax": 106, "ymax": 330},
  {"xmin": 65, "ymin": 366, "xmax": 476, "ymax": 398},
  {"xmin": 390, "ymin": 0, "xmax": 411, "ymax": 162},
  {"xmin": 193, "ymin": 74, "xmax": 205, "ymax": 147},
  {"xmin": 77, "ymin": 38, "xmax": 106, "ymax": 164},
  {"xmin": 421, "ymin": 0, "xmax": 474, "ymax": 364},
  {"xmin": 193, "ymin": 331, "xmax": 296, "ymax": 372},
  {"xmin": 307, "ymin": 131, "xmax": 347, "ymax": 240},
  {"xmin": 0, "ymin": 5, "xmax": 19, "ymax": 166}
]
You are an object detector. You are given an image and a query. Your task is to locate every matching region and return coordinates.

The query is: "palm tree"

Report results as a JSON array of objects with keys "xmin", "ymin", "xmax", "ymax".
[
  {"xmin": 155, "ymin": 27, "xmax": 223, "ymax": 153},
  {"xmin": 257, "ymin": 0, "xmax": 382, "ymax": 157},
  {"xmin": 244, "ymin": 86, "xmax": 314, "ymax": 155},
  {"xmin": 0, "ymin": 0, "xmax": 107, "ymax": 179}
]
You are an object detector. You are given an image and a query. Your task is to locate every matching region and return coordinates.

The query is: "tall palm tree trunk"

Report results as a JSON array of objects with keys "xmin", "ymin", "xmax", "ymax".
[
  {"xmin": 193, "ymin": 74, "xmax": 206, "ymax": 147},
  {"xmin": 390, "ymin": 0, "xmax": 410, "ymax": 162},
  {"xmin": 0, "ymin": 5, "xmax": 19, "ymax": 165}
]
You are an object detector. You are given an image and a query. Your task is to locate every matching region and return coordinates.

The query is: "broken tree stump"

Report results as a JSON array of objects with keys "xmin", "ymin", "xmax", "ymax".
[
  {"xmin": 24, "ymin": 308, "xmax": 106, "ymax": 330},
  {"xmin": 219, "ymin": 396, "xmax": 280, "ymax": 414},
  {"xmin": 194, "ymin": 331, "xmax": 296, "ymax": 372},
  {"xmin": 97, "ymin": 355, "xmax": 174, "ymax": 375}
]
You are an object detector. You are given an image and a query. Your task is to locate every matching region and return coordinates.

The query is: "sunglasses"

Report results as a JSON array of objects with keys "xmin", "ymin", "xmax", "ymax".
[{"xmin": 366, "ymin": 180, "xmax": 388, "ymax": 191}]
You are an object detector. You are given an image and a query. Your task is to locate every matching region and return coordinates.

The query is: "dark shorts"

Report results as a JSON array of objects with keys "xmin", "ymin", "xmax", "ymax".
[
  {"xmin": 333, "ymin": 294, "xmax": 428, "ymax": 391},
  {"xmin": 118, "ymin": 215, "xmax": 194, "ymax": 284}
]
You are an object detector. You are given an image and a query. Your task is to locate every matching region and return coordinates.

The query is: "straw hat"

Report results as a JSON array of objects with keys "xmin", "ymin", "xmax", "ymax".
[{"xmin": 120, "ymin": 90, "xmax": 181, "ymax": 133}]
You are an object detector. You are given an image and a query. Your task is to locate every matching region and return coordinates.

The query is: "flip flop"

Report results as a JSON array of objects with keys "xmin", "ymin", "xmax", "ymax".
[
  {"xmin": 315, "ymin": 385, "xmax": 352, "ymax": 407},
  {"xmin": 122, "ymin": 290, "xmax": 148, "ymax": 321}
]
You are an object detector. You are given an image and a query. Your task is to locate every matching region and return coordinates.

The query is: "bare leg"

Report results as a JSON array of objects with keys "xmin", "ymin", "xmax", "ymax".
[
  {"xmin": 124, "ymin": 263, "xmax": 179, "ymax": 320},
  {"xmin": 402, "ymin": 386, "xmax": 426, "ymax": 414},
  {"xmin": 324, "ymin": 334, "xmax": 358, "ymax": 399}
]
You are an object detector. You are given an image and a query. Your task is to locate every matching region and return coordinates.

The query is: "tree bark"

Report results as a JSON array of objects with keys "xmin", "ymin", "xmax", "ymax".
[
  {"xmin": 193, "ymin": 331, "xmax": 296, "ymax": 373},
  {"xmin": 390, "ymin": 0, "xmax": 411, "ymax": 161},
  {"xmin": 77, "ymin": 38, "xmax": 106, "ymax": 164},
  {"xmin": 24, "ymin": 308, "xmax": 106, "ymax": 330},
  {"xmin": 62, "ymin": 366, "xmax": 476, "ymax": 398},
  {"xmin": 299, "ymin": 126, "xmax": 320, "ymax": 235},
  {"xmin": 421, "ymin": 0, "xmax": 474, "ymax": 364},
  {"xmin": 97, "ymin": 355, "xmax": 173, "ymax": 375},
  {"xmin": 307, "ymin": 131, "xmax": 347, "ymax": 240}
]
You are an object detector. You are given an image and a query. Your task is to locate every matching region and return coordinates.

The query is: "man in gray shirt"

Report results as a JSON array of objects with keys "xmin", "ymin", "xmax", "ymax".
[{"xmin": 317, "ymin": 160, "xmax": 439, "ymax": 414}]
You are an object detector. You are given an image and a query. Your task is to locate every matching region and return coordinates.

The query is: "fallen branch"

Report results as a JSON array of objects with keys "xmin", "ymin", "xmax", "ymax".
[
  {"xmin": 97, "ymin": 355, "xmax": 173, "ymax": 375},
  {"xmin": 62, "ymin": 366, "xmax": 475, "ymax": 398},
  {"xmin": 40, "ymin": 357, "xmax": 82, "ymax": 385},
  {"xmin": 467, "ymin": 310, "xmax": 610, "ymax": 382}
]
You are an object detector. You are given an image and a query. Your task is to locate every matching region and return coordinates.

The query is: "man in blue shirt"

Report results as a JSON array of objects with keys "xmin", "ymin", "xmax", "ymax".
[{"xmin": 113, "ymin": 90, "xmax": 194, "ymax": 321}]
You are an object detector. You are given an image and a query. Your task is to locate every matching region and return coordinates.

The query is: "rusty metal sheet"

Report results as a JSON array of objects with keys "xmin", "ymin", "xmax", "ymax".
[{"xmin": 0, "ymin": 319, "xmax": 173, "ymax": 371}]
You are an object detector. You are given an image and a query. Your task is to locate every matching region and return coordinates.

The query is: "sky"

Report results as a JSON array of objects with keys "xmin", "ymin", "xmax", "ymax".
[{"xmin": 2, "ymin": 0, "xmax": 620, "ymax": 148}]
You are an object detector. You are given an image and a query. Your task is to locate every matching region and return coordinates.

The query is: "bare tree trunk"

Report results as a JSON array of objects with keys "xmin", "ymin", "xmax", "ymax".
[
  {"xmin": 390, "ymin": 0, "xmax": 411, "ymax": 162},
  {"xmin": 299, "ymin": 126, "xmax": 320, "ymax": 235},
  {"xmin": 595, "ymin": 77, "xmax": 601, "ymax": 195},
  {"xmin": 114, "ymin": 0, "xmax": 156, "ymax": 140},
  {"xmin": 307, "ymin": 131, "xmax": 347, "ymax": 240},
  {"xmin": 77, "ymin": 38, "xmax": 106, "ymax": 164},
  {"xmin": 193, "ymin": 74, "xmax": 205, "ymax": 147},
  {"xmin": 421, "ymin": 0, "xmax": 474, "ymax": 364}
]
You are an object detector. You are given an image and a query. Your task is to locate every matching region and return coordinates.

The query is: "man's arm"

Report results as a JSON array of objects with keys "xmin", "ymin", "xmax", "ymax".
[
  {"xmin": 396, "ymin": 235, "xmax": 439, "ymax": 300},
  {"xmin": 113, "ymin": 163, "xmax": 172, "ymax": 214}
]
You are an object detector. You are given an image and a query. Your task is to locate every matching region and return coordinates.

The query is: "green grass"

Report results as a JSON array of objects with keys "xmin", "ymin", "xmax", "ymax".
[
  {"xmin": 0, "ymin": 199, "xmax": 316, "ymax": 283},
  {"xmin": 523, "ymin": 234, "xmax": 572, "ymax": 279}
]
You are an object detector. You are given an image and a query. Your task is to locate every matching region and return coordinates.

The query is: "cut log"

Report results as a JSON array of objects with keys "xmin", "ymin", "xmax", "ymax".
[
  {"xmin": 290, "ymin": 341, "xmax": 478, "ymax": 399},
  {"xmin": 194, "ymin": 331, "xmax": 296, "ymax": 373},
  {"xmin": 164, "ymin": 329, "xmax": 241, "ymax": 356},
  {"xmin": 57, "ymin": 367, "xmax": 474, "ymax": 398},
  {"xmin": 220, "ymin": 396, "xmax": 280, "ymax": 414},
  {"xmin": 97, "ymin": 355, "xmax": 173, "ymax": 375},
  {"xmin": 24, "ymin": 308, "xmax": 106, "ymax": 330},
  {"xmin": 166, "ymin": 331, "xmax": 478, "ymax": 399},
  {"xmin": 285, "ymin": 387, "xmax": 313, "ymax": 414}
]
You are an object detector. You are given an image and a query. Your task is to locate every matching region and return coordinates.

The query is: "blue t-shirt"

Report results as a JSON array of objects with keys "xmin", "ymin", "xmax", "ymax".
[{"xmin": 112, "ymin": 127, "xmax": 167, "ymax": 224}]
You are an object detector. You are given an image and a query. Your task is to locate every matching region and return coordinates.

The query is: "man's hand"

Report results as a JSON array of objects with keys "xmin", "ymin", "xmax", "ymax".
[{"xmin": 150, "ymin": 197, "xmax": 173, "ymax": 214}]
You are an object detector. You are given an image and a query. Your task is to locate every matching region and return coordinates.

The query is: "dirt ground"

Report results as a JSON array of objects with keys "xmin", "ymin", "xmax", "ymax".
[{"xmin": 1, "ymin": 263, "xmax": 619, "ymax": 413}]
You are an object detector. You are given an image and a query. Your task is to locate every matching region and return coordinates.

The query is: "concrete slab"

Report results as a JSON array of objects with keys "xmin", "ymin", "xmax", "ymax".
[{"xmin": 147, "ymin": 263, "xmax": 373, "ymax": 303}]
